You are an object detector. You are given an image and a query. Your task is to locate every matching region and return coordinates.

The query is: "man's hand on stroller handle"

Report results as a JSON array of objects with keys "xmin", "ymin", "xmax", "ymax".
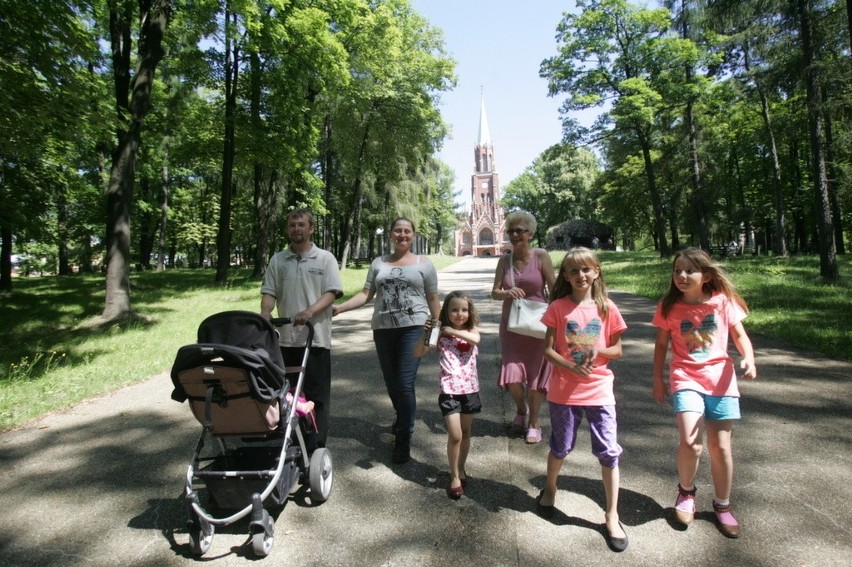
[
  {"xmin": 270, "ymin": 317, "xmax": 314, "ymax": 332},
  {"xmin": 292, "ymin": 309, "xmax": 312, "ymax": 326}
]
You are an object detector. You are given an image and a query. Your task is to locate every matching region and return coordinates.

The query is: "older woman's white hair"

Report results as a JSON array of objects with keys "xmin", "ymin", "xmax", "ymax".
[{"xmin": 504, "ymin": 210, "xmax": 537, "ymax": 234}]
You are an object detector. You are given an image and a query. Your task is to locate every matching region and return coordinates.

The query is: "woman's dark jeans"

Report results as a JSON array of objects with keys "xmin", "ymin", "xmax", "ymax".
[{"xmin": 373, "ymin": 326, "xmax": 424, "ymax": 437}]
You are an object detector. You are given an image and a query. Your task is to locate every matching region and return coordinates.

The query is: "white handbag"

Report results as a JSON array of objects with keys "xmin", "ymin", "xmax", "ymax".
[{"xmin": 505, "ymin": 253, "xmax": 548, "ymax": 339}]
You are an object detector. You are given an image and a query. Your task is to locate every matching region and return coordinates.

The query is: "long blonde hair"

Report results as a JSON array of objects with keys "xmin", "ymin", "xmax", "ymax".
[
  {"xmin": 551, "ymin": 247, "xmax": 610, "ymax": 319},
  {"xmin": 660, "ymin": 247, "xmax": 748, "ymax": 317}
]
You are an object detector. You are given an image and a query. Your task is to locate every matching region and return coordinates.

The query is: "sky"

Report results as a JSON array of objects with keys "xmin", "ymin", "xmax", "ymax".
[{"xmin": 411, "ymin": 0, "xmax": 591, "ymax": 209}]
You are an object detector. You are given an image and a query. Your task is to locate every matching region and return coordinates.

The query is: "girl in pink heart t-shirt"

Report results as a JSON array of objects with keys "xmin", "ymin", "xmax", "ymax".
[
  {"xmin": 652, "ymin": 247, "xmax": 757, "ymax": 539},
  {"xmin": 539, "ymin": 247, "xmax": 628, "ymax": 552}
]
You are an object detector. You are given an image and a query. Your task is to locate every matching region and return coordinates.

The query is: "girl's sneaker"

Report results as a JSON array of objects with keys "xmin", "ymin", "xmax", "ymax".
[
  {"xmin": 674, "ymin": 484, "xmax": 697, "ymax": 526},
  {"xmin": 713, "ymin": 501, "xmax": 741, "ymax": 538}
]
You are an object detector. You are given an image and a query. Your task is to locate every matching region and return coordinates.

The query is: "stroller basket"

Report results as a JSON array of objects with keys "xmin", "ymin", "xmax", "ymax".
[{"xmin": 199, "ymin": 445, "xmax": 301, "ymax": 509}]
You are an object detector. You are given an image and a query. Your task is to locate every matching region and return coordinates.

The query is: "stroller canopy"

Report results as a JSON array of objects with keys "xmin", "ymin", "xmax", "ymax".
[{"xmin": 170, "ymin": 311, "xmax": 287, "ymax": 403}]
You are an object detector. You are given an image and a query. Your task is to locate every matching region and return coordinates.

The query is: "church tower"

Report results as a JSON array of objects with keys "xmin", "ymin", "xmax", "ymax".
[{"xmin": 455, "ymin": 95, "xmax": 506, "ymax": 256}]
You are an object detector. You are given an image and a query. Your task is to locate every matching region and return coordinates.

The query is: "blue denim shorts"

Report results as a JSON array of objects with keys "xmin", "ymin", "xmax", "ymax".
[{"xmin": 672, "ymin": 389, "xmax": 741, "ymax": 420}]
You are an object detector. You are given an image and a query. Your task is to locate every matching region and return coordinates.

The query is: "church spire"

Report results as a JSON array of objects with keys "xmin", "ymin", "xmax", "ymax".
[
  {"xmin": 456, "ymin": 91, "xmax": 505, "ymax": 257},
  {"xmin": 477, "ymin": 93, "xmax": 491, "ymax": 147}
]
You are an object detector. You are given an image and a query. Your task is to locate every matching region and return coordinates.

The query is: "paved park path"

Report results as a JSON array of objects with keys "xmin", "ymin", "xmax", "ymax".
[{"xmin": 1, "ymin": 256, "xmax": 850, "ymax": 566}]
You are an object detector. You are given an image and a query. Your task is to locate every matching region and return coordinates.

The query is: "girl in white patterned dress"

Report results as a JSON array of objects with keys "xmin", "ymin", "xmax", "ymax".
[{"xmin": 415, "ymin": 291, "xmax": 481, "ymax": 499}]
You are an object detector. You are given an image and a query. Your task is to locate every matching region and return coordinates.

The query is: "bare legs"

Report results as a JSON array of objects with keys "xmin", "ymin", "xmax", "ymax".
[
  {"xmin": 445, "ymin": 413, "xmax": 473, "ymax": 489},
  {"xmin": 602, "ymin": 465, "xmax": 625, "ymax": 538},
  {"xmin": 506, "ymin": 382, "xmax": 526, "ymax": 420},
  {"xmin": 506, "ymin": 383, "xmax": 545, "ymax": 430},
  {"xmin": 707, "ymin": 420, "xmax": 734, "ymax": 501},
  {"xmin": 676, "ymin": 411, "xmax": 734, "ymax": 501},
  {"xmin": 676, "ymin": 411, "xmax": 704, "ymax": 489},
  {"xmin": 540, "ymin": 451, "xmax": 624, "ymax": 538},
  {"xmin": 528, "ymin": 389, "xmax": 545, "ymax": 430},
  {"xmin": 540, "ymin": 451, "xmax": 562, "ymax": 506}
]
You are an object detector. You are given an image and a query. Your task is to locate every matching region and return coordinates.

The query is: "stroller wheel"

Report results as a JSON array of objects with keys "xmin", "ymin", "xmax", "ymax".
[
  {"xmin": 188, "ymin": 522, "xmax": 214, "ymax": 556},
  {"xmin": 309, "ymin": 448, "xmax": 333, "ymax": 503},
  {"xmin": 252, "ymin": 531, "xmax": 274, "ymax": 557}
]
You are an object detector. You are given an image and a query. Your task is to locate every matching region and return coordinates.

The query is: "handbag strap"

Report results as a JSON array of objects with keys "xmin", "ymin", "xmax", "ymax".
[{"xmin": 509, "ymin": 250, "xmax": 548, "ymax": 298}]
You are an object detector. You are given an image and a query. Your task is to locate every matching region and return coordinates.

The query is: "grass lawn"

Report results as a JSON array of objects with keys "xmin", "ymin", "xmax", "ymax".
[{"xmin": 1, "ymin": 251, "xmax": 848, "ymax": 431}]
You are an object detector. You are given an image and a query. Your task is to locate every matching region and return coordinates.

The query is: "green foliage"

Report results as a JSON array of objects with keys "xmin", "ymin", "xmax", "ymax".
[
  {"xmin": 502, "ymin": 143, "xmax": 601, "ymax": 242},
  {"xmin": 1, "ymin": 0, "xmax": 458, "ymax": 296},
  {"xmin": 532, "ymin": 0, "xmax": 850, "ymax": 267}
]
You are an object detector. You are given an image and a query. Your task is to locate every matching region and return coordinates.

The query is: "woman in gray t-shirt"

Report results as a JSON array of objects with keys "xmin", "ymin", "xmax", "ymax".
[{"xmin": 334, "ymin": 218, "xmax": 441, "ymax": 464}]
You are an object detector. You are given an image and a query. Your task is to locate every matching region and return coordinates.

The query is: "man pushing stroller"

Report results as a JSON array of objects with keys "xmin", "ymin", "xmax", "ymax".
[{"xmin": 260, "ymin": 209, "xmax": 342, "ymax": 450}]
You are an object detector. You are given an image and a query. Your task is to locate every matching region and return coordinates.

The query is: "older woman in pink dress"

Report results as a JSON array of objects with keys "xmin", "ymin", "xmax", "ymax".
[{"xmin": 491, "ymin": 211, "xmax": 556, "ymax": 444}]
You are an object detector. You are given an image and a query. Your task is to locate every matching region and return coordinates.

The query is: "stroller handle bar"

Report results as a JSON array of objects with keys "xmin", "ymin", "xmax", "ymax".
[{"xmin": 269, "ymin": 317, "xmax": 315, "ymax": 347}]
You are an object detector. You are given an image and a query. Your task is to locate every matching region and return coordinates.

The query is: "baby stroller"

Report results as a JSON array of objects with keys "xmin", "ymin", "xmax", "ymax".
[{"xmin": 170, "ymin": 310, "xmax": 333, "ymax": 557}]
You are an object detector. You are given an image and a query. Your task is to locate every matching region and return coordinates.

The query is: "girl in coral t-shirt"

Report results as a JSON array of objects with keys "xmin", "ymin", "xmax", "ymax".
[
  {"xmin": 538, "ymin": 247, "xmax": 628, "ymax": 552},
  {"xmin": 652, "ymin": 247, "xmax": 757, "ymax": 539}
]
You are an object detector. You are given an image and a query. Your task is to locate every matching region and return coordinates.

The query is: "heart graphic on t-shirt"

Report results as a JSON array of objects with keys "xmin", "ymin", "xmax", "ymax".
[
  {"xmin": 680, "ymin": 314, "xmax": 717, "ymax": 358},
  {"xmin": 564, "ymin": 318, "xmax": 601, "ymax": 364}
]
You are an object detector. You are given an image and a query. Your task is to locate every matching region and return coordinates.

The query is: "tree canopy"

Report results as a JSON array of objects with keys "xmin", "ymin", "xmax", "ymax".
[
  {"xmin": 535, "ymin": 0, "xmax": 848, "ymax": 279},
  {"xmin": 0, "ymin": 0, "xmax": 458, "ymax": 311}
]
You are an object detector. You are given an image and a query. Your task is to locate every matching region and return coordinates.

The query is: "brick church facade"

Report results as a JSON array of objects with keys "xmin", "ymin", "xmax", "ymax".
[{"xmin": 454, "ymin": 96, "xmax": 508, "ymax": 256}]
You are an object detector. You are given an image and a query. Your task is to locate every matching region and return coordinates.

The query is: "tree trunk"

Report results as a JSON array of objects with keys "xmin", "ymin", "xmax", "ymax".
[
  {"xmin": 638, "ymin": 130, "xmax": 669, "ymax": 257},
  {"xmin": 57, "ymin": 182, "xmax": 70, "ymax": 275},
  {"xmin": 156, "ymin": 157, "xmax": 169, "ymax": 272},
  {"xmin": 338, "ymin": 124, "xmax": 370, "ymax": 268},
  {"xmin": 249, "ymin": 50, "xmax": 267, "ymax": 279},
  {"xmin": 103, "ymin": 0, "xmax": 170, "ymax": 320},
  {"xmin": 797, "ymin": 0, "xmax": 838, "ymax": 281},
  {"xmin": 0, "ymin": 223, "xmax": 11, "ymax": 292},
  {"xmin": 760, "ymin": 91, "xmax": 788, "ymax": 257},
  {"xmin": 252, "ymin": 160, "xmax": 267, "ymax": 278},
  {"xmin": 137, "ymin": 177, "xmax": 156, "ymax": 270},
  {"xmin": 847, "ymin": 0, "xmax": 852, "ymax": 54},
  {"xmin": 80, "ymin": 233, "xmax": 93, "ymax": 274},
  {"xmin": 686, "ymin": 98, "xmax": 709, "ymax": 250},
  {"xmin": 321, "ymin": 117, "xmax": 333, "ymax": 252},
  {"xmin": 745, "ymin": 43, "xmax": 788, "ymax": 257},
  {"xmin": 215, "ymin": 7, "xmax": 239, "ymax": 286},
  {"xmin": 822, "ymin": 105, "xmax": 844, "ymax": 254}
]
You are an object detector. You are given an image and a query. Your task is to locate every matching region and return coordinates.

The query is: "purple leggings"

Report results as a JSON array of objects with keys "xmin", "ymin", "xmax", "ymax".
[{"xmin": 549, "ymin": 403, "xmax": 622, "ymax": 468}]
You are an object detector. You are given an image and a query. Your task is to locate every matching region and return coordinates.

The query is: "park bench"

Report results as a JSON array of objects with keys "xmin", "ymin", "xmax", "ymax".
[
  {"xmin": 347, "ymin": 257, "xmax": 373, "ymax": 268},
  {"xmin": 708, "ymin": 244, "xmax": 740, "ymax": 258}
]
